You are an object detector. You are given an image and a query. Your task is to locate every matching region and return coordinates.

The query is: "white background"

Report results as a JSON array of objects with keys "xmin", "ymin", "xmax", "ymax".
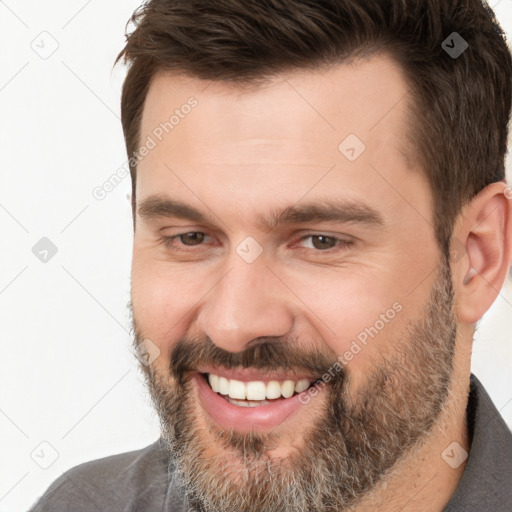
[{"xmin": 0, "ymin": 1, "xmax": 511, "ymax": 511}]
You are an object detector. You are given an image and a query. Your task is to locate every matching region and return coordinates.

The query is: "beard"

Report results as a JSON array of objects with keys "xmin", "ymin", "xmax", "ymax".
[{"xmin": 130, "ymin": 256, "xmax": 456, "ymax": 512}]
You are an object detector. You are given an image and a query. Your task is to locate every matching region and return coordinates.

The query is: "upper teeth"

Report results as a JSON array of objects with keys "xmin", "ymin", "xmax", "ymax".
[{"xmin": 207, "ymin": 374, "xmax": 311, "ymax": 400}]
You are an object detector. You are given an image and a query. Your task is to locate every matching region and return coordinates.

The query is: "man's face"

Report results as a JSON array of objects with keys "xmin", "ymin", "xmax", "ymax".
[{"xmin": 130, "ymin": 54, "xmax": 457, "ymax": 510}]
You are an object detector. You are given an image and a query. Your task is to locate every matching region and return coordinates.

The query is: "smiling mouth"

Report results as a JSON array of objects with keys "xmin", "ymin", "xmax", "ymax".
[{"xmin": 203, "ymin": 372, "xmax": 316, "ymax": 407}]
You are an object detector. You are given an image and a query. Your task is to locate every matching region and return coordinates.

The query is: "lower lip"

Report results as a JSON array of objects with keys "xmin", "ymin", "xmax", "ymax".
[{"xmin": 194, "ymin": 373, "xmax": 320, "ymax": 433}]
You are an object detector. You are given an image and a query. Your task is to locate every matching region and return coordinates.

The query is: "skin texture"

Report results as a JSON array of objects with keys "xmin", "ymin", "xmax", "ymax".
[{"xmin": 130, "ymin": 53, "xmax": 512, "ymax": 511}]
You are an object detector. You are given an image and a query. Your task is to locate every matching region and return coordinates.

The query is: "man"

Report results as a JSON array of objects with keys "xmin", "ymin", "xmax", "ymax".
[{"xmin": 31, "ymin": 0, "xmax": 512, "ymax": 511}]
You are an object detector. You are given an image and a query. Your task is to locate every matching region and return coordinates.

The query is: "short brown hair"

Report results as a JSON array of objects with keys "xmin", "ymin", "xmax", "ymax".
[{"xmin": 116, "ymin": 0, "xmax": 511, "ymax": 253}]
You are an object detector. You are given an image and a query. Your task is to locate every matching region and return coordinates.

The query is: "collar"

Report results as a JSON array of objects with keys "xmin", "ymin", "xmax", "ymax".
[{"xmin": 443, "ymin": 374, "xmax": 512, "ymax": 511}]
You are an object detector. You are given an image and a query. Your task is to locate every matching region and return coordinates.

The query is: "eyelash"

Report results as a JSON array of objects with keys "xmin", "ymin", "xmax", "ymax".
[{"xmin": 159, "ymin": 232, "xmax": 354, "ymax": 254}]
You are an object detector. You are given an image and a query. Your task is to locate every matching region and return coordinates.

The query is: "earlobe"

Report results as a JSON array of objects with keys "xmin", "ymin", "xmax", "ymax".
[{"xmin": 453, "ymin": 181, "xmax": 512, "ymax": 325}]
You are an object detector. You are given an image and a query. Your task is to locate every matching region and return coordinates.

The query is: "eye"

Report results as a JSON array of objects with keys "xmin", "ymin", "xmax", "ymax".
[
  {"xmin": 296, "ymin": 234, "xmax": 353, "ymax": 252},
  {"xmin": 159, "ymin": 231, "xmax": 353, "ymax": 255},
  {"xmin": 160, "ymin": 231, "xmax": 212, "ymax": 250}
]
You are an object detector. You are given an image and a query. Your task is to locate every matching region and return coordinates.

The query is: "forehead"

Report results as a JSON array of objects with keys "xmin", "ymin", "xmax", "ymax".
[
  {"xmin": 140, "ymin": 53, "xmax": 413, "ymax": 156},
  {"xmin": 136, "ymin": 53, "xmax": 427, "ymax": 227}
]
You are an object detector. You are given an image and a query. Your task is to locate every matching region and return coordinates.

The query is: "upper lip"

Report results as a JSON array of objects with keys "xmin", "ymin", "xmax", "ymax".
[{"xmin": 197, "ymin": 366, "xmax": 316, "ymax": 383}]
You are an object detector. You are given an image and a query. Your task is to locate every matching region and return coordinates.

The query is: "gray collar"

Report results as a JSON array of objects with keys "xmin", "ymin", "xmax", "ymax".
[{"xmin": 443, "ymin": 374, "xmax": 512, "ymax": 511}]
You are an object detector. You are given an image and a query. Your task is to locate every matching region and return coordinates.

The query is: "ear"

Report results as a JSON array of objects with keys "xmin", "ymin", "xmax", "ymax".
[{"xmin": 452, "ymin": 181, "xmax": 512, "ymax": 325}]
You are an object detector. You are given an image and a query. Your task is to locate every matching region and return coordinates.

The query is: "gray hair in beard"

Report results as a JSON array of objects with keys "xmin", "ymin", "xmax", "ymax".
[{"xmin": 131, "ymin": 257, "xmax": 456, "ymax": 512}]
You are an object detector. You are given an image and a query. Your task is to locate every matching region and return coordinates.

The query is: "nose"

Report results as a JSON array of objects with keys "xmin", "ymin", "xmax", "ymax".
[{"xmin": 195, "ymin": 254, "xmax": 294, "ymax": 353}]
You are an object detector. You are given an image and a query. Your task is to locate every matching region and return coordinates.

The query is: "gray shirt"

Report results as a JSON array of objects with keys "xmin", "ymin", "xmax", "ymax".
[{"xmin": 29, "ymin": 374, "xmax": 512, "ymax": 511}]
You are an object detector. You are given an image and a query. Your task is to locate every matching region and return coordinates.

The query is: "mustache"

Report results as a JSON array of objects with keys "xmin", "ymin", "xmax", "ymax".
[{"xmin": 168, "ymin": 335, "xmax": 343, "ymax": 386}]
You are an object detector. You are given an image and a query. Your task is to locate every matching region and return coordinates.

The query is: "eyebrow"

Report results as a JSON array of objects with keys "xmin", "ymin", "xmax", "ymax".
[{"xmin": 137, "ymin": 194, "xmax": 384, "ymax": 230}]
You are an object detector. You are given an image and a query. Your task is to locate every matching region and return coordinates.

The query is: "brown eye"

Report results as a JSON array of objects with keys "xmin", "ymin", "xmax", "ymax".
[
  {"xmin": 297, "ymin": 234, "xmax": 354, "ymax": 253},
  {"xmin": 310, "ymin": 235, "xmax": 337, "ymax": 250},
  {"xmin": 179, "ymin": 232, "xmax": 206, "ymax": 245}
]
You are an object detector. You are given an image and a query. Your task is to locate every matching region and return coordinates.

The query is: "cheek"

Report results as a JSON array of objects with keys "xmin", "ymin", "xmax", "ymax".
[
  {"xmin": 289, "ymin": 268, "xmax": 407, "ymax": 373},
  {"xmin": 131, "ymin": 253, "xmax": 207, "ymax": 358}
]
